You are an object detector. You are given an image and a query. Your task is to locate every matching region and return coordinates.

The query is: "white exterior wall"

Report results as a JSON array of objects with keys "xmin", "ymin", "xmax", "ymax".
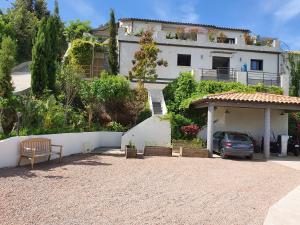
[
  {"xmin": 121, "ymin": 116, "xmax": 171, "ymax": 152},
  {"xmin": 119, "ymin": 41, "xmax": 280, "ymax": 80},
  {"xmin": 118, "ymin": 20, "xmax": 284, "ymax": 82},
  {"xmin": 199, "ymin": 107, "xmax": 288, "ymax": 144},
  {"xmin": 0, "ymin": 132, "xmax": 123, "ymax": 168}
]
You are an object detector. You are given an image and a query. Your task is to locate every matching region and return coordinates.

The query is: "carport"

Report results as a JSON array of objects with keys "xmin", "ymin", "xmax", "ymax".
[{"xmin": 191, "ymin": 92, "xmax": 300, "ymax": 159}]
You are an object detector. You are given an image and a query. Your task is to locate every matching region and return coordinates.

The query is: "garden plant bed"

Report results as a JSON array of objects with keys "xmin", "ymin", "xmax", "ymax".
[
  {"xmin": 125, "ymin": 147, "xmax": 137, "ymax": 158},
  {"xmin": 180, "ymin": 147, "xmax": 209, "ymax": 158},
  {"xmin": 144, "ymin": 146, "xmax": 172, "ymax": 156},
  {"xmin": 172, "ymin": 139, "xmax": 208, "ymax": 158}
]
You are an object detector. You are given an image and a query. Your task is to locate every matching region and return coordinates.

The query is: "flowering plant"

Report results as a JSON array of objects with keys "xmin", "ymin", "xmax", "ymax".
[{"xmin": 180, "ymin": 124, "xmax": 200, "ymax": 139}]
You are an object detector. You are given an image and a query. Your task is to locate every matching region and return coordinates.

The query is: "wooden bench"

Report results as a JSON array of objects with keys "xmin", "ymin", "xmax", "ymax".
[{"xmin": 18, "ymin": 138, "xmax": 63, "ymax": 169}]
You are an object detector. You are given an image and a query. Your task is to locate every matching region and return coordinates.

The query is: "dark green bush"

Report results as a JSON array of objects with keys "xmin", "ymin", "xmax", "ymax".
[
  {"xmin": 169, "ymin": 113, "xmax": 193, "ymax": 140},
  {"xmin": 91, "ymin": 75, "xmax": 131, "ymax": 102},
  {"xmin": 136, "ymin": 108, "xmax": 152, "ymax": 124},
  {"xmin": 164, "ymin": 72, "xmax": 284, "ymax": 139}
]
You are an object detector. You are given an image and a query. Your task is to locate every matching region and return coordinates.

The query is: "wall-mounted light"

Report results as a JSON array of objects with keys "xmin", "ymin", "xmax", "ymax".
[
  {"xmin": 225, "ymin": 109, "xmax": 230, "ymax": 114},
  {"xmin": 280, "ymin": 111, "xmax": 285, "ymax": 116},
  {"xmin": 201, "ymin": 55, "xmax": 204, "ymax": 60},
  {"xmin": 240, "ymin": 57, "xmax": 242, "ymax": 62}
]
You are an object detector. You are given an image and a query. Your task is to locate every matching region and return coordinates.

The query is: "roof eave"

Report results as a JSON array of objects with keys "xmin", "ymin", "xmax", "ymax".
[{"xmin": 119, "ymin": 18, "xmax": 251, "ymax": 33}]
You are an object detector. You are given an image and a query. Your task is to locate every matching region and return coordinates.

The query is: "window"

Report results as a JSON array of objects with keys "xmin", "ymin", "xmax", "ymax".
[
  {"xmin": 177, "ymin": 54, "xmax": 191, "ymax": 66},
  {"xmin": 251, "ymin": 59, "xmax": 263, "ymax": 71},
  {"xmin": 217, "ymin": 38, "xmax": 236, "ymax": 44}
]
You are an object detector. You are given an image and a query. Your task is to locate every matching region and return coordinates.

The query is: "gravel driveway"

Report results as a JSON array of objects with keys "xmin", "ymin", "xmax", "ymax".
[{"xmin": 1, "ymin": 155, "xmax": 300, "ymax": 225}]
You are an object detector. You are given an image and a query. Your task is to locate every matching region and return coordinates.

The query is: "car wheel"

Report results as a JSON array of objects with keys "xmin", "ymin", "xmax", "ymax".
[{"xmin": 221, "ymin": 149, "xmax": 226, "ymax": 159}]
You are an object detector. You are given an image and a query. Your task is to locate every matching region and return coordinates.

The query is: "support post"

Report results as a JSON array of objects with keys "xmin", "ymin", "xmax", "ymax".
[
  {"xmin": 264, "ymin": 108, "xmax": 271, "ymax": 159},
  {"xmin": 207, "ymin": 104, "xmax": 214, "ymax": 156}
]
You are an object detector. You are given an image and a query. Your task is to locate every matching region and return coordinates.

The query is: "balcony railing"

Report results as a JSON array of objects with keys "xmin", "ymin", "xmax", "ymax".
[
  {"xmin": 247, "ymin": 71, "xmax": 280, "ymax": 86},
  {"xmin": 199, "ymin": 68, "xmax": 237, "ymax": 82}
]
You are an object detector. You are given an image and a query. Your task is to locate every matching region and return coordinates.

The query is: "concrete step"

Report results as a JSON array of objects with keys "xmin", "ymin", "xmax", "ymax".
[{"xmin": 152, "ymin": 102, "xmax": 162, "ymax": 115}]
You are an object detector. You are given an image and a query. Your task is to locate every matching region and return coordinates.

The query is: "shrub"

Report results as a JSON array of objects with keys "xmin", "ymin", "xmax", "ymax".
[
  {"xmin": 137, "ymin": 107, "xmax": 152, "ymax": 124},
  {"xmin": 106, "ymin": 121, "xmax": 126, "ymax": 132},
  {"xmin": 180, "ymin": 124, "xmax": 200, "ymax": 140},
  {"xmin": 91, "ymin": 75, "xmax": 131, "ymax": 102},
  {"xmin": 69, "ymin": 39, "xmax": 106, "ymax": 66},
  {"xmin": 169, "ymin": 113, "xmax": 193, "ymax": 140}
]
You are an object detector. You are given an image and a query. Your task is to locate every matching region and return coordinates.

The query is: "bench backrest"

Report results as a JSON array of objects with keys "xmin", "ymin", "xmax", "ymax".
[{"xmin": 20, "ymin": 138, "xmax": 51, "ymax": 153}]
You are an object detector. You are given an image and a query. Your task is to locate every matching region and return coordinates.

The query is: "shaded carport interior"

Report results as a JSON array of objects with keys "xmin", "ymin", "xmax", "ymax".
[{"xmin": 190, "ymin": 92, "xmax": 300, "ymax": 159}]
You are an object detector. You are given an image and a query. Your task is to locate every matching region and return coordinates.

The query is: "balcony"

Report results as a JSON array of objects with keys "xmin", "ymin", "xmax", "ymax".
[
  {"xmin": 118, "ymin": 27, "xmax": 281, "ymax": 53},
  {"xmin": 192, "ymin": 68, "xmax": 281, "ymax": 87}
]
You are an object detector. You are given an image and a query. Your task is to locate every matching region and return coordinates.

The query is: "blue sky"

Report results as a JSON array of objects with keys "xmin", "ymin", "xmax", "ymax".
[{"xmin": 1, "ymin": 0, "xmax": 300, "ymax": 50}]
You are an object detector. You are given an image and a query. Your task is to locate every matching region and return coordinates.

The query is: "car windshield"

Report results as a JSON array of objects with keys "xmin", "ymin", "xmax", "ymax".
[{"xmin": 227, "ymin": 133, "xmax": 250, "ymax": 142}]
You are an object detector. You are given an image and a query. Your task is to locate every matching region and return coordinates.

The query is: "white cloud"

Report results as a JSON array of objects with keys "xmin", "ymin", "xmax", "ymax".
[
  {"xmin": 262, "ymin": 0, "xmax": 300, "ymax": 22},
  {"xmin": 274, "ymin": 0, "xmax": 300, "ymax": 22},
  {"xmin": 153, "ymin": 0, "xmax": 199, "ymax": 23}
]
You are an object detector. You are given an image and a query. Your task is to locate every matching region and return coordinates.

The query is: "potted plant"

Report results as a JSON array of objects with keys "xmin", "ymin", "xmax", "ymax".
[
  {"xmin": 126, "ymin": 141, "xmax": 137, "ymax": 158},
  {"xmin": 207, "ymin": 29, "xmax": 217, "ymax": 42},
  {"xmin": 189, "ymin": 28, "xmax": 198, "ymax": 41},
  {"xmin": 244, "ymin": 33, "xmax": 254, "ymax": 45},
  {"xmin": 176, "ymin": 27, "xmax": 186, "ymax": 40},
  {"xmin": 218, "ymin": 32, "xmax": 228, "ymax": 43}
]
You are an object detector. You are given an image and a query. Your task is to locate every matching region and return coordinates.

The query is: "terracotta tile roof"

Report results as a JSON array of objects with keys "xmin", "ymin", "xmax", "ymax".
[
  {"xmin": 119, "ymin": 18, "xmax": 251, "ymax": 33},
  {"xmin": 191, "ymin": 92, "xmax": 300, "ymax": 106}
]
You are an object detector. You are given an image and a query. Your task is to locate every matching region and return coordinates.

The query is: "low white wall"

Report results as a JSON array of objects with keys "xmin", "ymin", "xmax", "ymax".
[
  {"xmin": 0, "ymin": 131, "xmax": 122, "ymax": 169},
  {"xmin": 121, "ymin": 116, "xmax": 171, "ymax": 152},
  {"xmin": 199, "ymin": 107, "xmax": 288, "ymax": 144}
]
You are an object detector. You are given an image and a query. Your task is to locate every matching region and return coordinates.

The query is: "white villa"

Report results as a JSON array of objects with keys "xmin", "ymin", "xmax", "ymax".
[
  {"xmin": 118, "ymin": 18, "xmax": 289, "ymax": 93},
  {"xmin": 116, "ymin": 18, "xmax": 293, "ymax": 158}
]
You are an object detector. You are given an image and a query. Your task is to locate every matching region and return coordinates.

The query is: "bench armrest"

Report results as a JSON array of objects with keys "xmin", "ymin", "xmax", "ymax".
[{"xmin": 51, "ymin": 145, "xmax": 63, "ymax": 153}]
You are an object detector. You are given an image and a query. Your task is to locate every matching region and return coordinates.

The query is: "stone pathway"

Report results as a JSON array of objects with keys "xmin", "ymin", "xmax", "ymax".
[{"xmin": 264, "ymin": 156, "xmax": 300, "ymax": 225}]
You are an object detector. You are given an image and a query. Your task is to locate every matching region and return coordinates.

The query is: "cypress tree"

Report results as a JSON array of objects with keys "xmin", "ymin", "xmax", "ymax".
[
  {"xmin": 108, "ymin": 9, "xmax": 118, "ymax": 75},
  {"xmin": 53, "ymin": 0, "xmax": 67, "ymax": 59},
  {"xmin": 34, "ymin": 0, "xmax": 49, "ymax": 20},
  {"xmin": 31, "ymin": 18, "xmax": 48, "ymax": 96},
  {"xmin": 46, "ymin": 16, "xmax": 58, "ymax": 92},
  {"xmin": 0, "ymin": 37, "xmax": 16, "ymax": 98}
]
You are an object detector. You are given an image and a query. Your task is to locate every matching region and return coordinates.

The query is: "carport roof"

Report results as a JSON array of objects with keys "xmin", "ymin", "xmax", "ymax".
[{"xmin": 191, "ymin": 92, "xmax": 300, "ymax": 109}]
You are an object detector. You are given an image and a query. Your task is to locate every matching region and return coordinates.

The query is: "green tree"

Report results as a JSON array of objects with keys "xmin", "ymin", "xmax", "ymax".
[
  {"xmin": 53, "ymin": 0, "xmax": 67, "ymax": 58},
  {"xmin": 0, "ymin": 37, "xmax": 17, "ymax": 98},
  {"xmin": 108, "ymin": 9, "xmax": 118, "ymax": 75},
  {"xmin": 129, "ymin": 30, "xmax": 168, "ymax": 87},
  {"xmin": 8, "ymin": 1, "xmax": 38, "ymax": 62},
  {"xmin": 289, "ymin": 53, "xmax": 300, "ymax": 96},
  {"xmin": 57, "ymin": 63, "xmax": 84, "ymax": 106},
  {"xmin": 34, "ymin": 0, "xmax": 49, "ymax": 19},
  {"xmin": 46, "ymin": 15, "xmax": 58, "ymax": 92},
  {"xmin": 0, "ymin": 15, "xmax": 15, "ymax": 43},
  {"xmin": 64, "ymin": 19, "xmax": 92, "ymax": 42},
  {"xmin": 14, "ymin": 0, "xmax": 34, "ymax": 12},
  {"xmin": 31, "ymin": 18, "xmax": 48, "ymax": 96}
]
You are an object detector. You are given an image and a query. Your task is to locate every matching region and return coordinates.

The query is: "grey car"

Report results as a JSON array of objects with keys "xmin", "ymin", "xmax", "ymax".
[{"xmin": 213, "ymin": 131, "xmax": 254, "ymax": 159}]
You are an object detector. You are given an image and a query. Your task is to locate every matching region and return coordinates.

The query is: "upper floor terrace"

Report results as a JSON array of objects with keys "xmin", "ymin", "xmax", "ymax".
[{"xmin": 118, "ymin": 18, "xmax": 281, "ymax": 53}]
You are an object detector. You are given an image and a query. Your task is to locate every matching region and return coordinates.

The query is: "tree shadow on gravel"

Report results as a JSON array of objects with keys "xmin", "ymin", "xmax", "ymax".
[{"xmin": 0, "ymin": 154, "xmax": 112, "ymax": 179}]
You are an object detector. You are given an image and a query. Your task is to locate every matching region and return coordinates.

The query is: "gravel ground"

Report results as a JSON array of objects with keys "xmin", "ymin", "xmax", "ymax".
[{"xmin": 1, "ymin": 155, "xmax": 300, "ymax": 225}]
